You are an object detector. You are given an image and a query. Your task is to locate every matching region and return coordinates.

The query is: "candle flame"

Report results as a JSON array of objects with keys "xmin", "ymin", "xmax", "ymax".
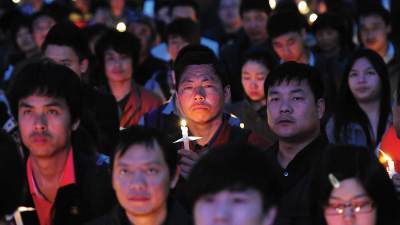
[
  {"xmin": 180, "ymin": 119, "xmax": 187, "ymax": 127},
  {"xmin": 379, "ymin": 150, "xmax": 393, "ymax": 164},
  {"xmin": 239, "ymin": 123, "xmax": 245, "ymax": 129},
  {"xmin": 116, "ymin": 22, "xmax": 127, "ymax": 32}
]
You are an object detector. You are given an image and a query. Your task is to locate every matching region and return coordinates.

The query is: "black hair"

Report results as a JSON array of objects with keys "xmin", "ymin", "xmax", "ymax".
[
  {"xmin": 10, "ymin": 15, "xmax": 33, "ymax": 49},
  {"xmin": 0, "ymin": 130, "xmax": 24, "ymax": 217},
  {"xmin": 173, "ymin": 44, "xmax": 228, "ymax": 89},
  {"xmin": 242, "ymin": 47, "xmax": 278, "ymax": 74},
  {"xmin": 7, "ymin": 60, "xmax": 83, "ymax": 124},
  {"xmin": 95, "ymin": 30, "xmax": 141, "ymax": 85},
  {"xmin": 312, "ymin": 145, "xmax": 400, "ymax": 225},
  {"xmin": 165, "ymin": 18, "xmax": 200, "ymax": 44},
  {"xmin": 112, "ymin": 126, "xmax": 178, "ymax": 178},
  {"xmin": 358, "ymin": 1, "xmax": 391, "ymax": 26},
  {"xmin": 170, "ymin": 0, "xmax": 200, "ymax": 19},
  {"xmin": 42, "ymin": 21, "xmax": 91, "ymax": 61},
  {"xmin": 239, "ymin": 0, "xmax": 271, "ymax": 17},
  {"xmin": 264, "ymin": 61, "xmax": 325, "ymax": 102},
  {"xmin": 186, "ymin": 143, "xmax": 276, "ymax": 212},
  {"xmin": 311, "ymin": 12, "xmax": 354, "ymax": 52},
  {"xmin": 332, "ymin": 49, "xmax": 391, "ymax": 150},
  {"xmin": 267, "ymin": 9, "xmax": 308, "ymax": 40}
]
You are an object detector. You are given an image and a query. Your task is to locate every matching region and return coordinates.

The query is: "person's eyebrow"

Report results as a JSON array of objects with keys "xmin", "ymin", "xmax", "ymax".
[{"xmin": 330, "ymin": 193, "xmax": 368, "ymax": 201}]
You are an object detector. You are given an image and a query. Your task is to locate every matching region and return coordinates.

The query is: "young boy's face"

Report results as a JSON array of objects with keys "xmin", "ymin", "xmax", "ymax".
[
  {"xmin": 271, "ymin": 31, "xmax": 305, "ymax": 63},
  {"xmin": 359, "ymin": 15, "xmax": 390, "ymax": 54},
  {"xmin": 193, "ymin": 189, "xmax": 275, "ymax": 225}
]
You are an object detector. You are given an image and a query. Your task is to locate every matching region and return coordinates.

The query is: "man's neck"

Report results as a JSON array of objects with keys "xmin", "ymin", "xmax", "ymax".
[
  {"xmin": 188, "ymin": 116, "xmax": 223, "ymax": 146},
  {"xmin": 30, "ymin": 147, "xmax": 71, "ymax": 201},
  {"xmin": 376, "ymin": 42, "xmax": 389, "ymax": 60},
  {"xmin": 277, "ymin": 130, "xmax": 320, "ymax": 169},
  {"xmin": 224, "ymin": 21, "xmax": 241, "ymax": 34},
  {"xmin": 108, "ymin": 80, "xmax": 132, "ymax": 101},
  {"xmin": 126, "ymin": 204, "xmax": 167, "ymax": 225}
]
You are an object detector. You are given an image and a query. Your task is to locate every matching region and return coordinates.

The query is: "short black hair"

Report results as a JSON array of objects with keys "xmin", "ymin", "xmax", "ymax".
[
  {"xmin": 358, "ymin": 1, "xmax": 391, "ymax": 25},
  {"xmin": 264, "ymin": 61, "xmax": 324, "ymax": 102},
  {"xmin": 42, "ymin": 21, "xmax": 91, "ymax": 61},
  {"xmin": 7, "ymin": 60, "xmax": 83, "ymax": 124},
  {"xmin": 165, "ymin": 18, "xmax": 200, "ymax": 44},
  {"xmin": 112, "ymin": 126, "xmax": 178, "ymax": 178},
  {"xmin": 173, "ymin": 44, "xmax": 228, "ymax": 89},
  {"xmin": 0, "ymin": 130, "xmax": 24, "ymax": 217},
  {"xmin": 95, "ymin": 30, "xmax": 141, "ymax": 84},
  {"xmin": 242, "ymin": 47, "xmax": 278, "ymax": 73},
  {"xmin": 170, "ymin": 0, "xmax": 200, "ymax": 19},
  {"xmin": 186, "ymin": 143, "xmax": 276, "ymax": 212},
  {"xmin": 239, "ymin": 0, "xmax": 271, "ymax": 17},
  {"xmin": 267, "ymin": 10, "xmax": 308, "ymax": 40}
]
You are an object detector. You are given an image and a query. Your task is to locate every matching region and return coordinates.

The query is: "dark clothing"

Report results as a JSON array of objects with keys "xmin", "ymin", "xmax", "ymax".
[
  {"xmin": 172, "ymin": 118, "xmax": 272, "ymax": 211},
  {"xmin": 19, "ymin": 149, "xmax": 115, "ymax": 225},
  {"xmin": 225, "ymin": 99, "xmax": 277, "ymax": 142},
  {"xmin": 81, "ymin": 85, "xmax": 119, "ymax": 155},
  {"xmin": 135, "ymin": 55, "xmax": 168, "ymax": 86},
  {"xmin": 86, "ymin": 199, "xmax": 193, "ymax": 225},
  {"xmin": 204, "ymin": 26, "xmax": 246, "ymax": 49},
  {"xmin": 265, "ymin": 135, "xmax": 328, "ymax": 225}
]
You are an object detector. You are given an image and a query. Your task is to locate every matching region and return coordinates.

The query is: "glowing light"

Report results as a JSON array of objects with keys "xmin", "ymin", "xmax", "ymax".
[
  {"xmin": 269, "ymin": 0, "xmax": 277, "ymax": 10},
  {"xmin": 180, "ymin": 119, "xmax": 187, "ymax": 127},
  {"xmin": 308, "ymin": 13, "xmax": 318, "ymax": 24},
  {"xmin": 297, "ymin": 1, "xmax": 310, "ymax": 15},
  {"xmin": 116, "ymin": 22, "xmax": 126, "ymax": 32},
  {"xmin": 379, "ymin": 150, "xmax": 396, "ymax": 178},
  {"xmin": 239, "ymin": 123, "xmax": 245, "ymax": 129},
  {"xmin": 12, "ymin": 0, "xmax": 21, "ymax": 3}
]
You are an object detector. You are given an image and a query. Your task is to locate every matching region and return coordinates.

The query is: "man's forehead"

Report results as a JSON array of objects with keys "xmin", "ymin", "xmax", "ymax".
[
  {"xmin": 19, "ymin": 94, "xmax": 67, "ymax": 106},
  {"xmin": 116, "ymin": 143, "xmax": 166, "ymax": 164},
  {"xmin": 268, "ymin": 80, "xmax": 310, "ymax": 92},
  {"xmin": 180, "ymin": 64, "xmax": 218, "ymax": 81}
]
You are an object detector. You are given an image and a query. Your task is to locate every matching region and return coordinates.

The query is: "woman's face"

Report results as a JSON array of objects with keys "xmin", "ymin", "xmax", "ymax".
[
  {"xmin": 324, "ymin": 178, "xmax": 376, "ymax": 225},
  {"xmin": 241, "ymin": 60, "xmax": 269, "ymax": 102},
  {"xmin": 104, "ymin": 48, "xmax": 133, "ymax": 83},
  {"xmin": 16, "ymin": 27, "xmax": 37, "ymax": 53},
  {"xmin": 348, "ymin": 57, "xmax": 382, "ymax": 103}
]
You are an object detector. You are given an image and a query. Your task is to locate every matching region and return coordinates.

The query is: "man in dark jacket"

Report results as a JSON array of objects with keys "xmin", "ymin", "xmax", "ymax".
[
  {"xmin": 86, "ymin": 126, "xmax": 192, "ymax": 225},
  {"xmin": 7, "ymin": 60, "xmax": 114, "ymax": 225},
  {"xmin": 263, "ymin": 62, "xmax": 328, "ymax": 225}
]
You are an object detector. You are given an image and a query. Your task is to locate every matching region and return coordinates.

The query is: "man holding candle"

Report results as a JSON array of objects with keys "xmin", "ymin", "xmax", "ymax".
[
  {"xmin": 171, "ymin": 44, "xmax": 272, "ymax": 210},
  {"xmin": 390, "ymin": 78, "xmax": 400, "ymax": 192},
  {"xmin": 7, "ymin": 61, "xmax": 114, "ymax": 225}
]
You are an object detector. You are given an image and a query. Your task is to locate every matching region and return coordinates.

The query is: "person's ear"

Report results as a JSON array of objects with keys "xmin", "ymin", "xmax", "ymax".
[
  {"xmin": 316, "ymin": 98, "xmax": 325, "ymax": 120},
  {"xmin": 170, "ymin": 167, "xmax": 181, "ymax": 189},
  {"xmin": 72, "ymin": 119, "xmax": 80, "ymax": 131},
  {"xmin": 79, "ymin": 59, "xmax": 89, "ymax": 74},
  {"xmin": 262, "ymin": 206, "xmax": 278, "ymax": 225}
]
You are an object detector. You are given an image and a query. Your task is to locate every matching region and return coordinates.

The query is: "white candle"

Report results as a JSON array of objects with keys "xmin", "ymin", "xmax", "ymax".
[
  {"xmin": 180, "ymin": 119, "xmax": 190, "ymax": 150},
  {"xmin": 388, "ymin": 159, "xmax": 396, "ymax": 179}
]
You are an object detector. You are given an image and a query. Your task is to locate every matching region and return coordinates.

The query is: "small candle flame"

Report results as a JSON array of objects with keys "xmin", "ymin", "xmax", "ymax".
[
  {"xmin": 180, "ymin": 119, "xmax": 187, "ymax": 127},
  {"xmin": 379, "ymin": 150, "xmax": 393, "ymax": 163}
]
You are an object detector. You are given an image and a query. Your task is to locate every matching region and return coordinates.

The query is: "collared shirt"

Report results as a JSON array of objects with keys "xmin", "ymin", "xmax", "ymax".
[
  {"xmin": 265, "ymin": 135, "xmax": 328, "ymax": 225},
  {"xmin": 27, "ymin": 148, "xmax": 76, "ymax": 225}
]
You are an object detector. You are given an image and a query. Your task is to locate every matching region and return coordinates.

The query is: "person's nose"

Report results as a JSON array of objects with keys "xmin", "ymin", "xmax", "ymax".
[
  {"xmin": 129, "ymin": 172, "xmax": 147, "ymax": 191},
  {"xmin": 194, "ymin": 86, "xmax": 206, "ymax": 102},
  {"xmin": 279, "ymin": 99, "xmax": 293, "ymax": 114},
  {"xmin": 342, "ymin": 206, "xmax": 356, "ymax": 225},
  {"xmin": 33, "ymin": 113, "xmax": 47, "ymax": 132},
  {"xmin": 212, "ymin": 201, "xmax": 230, "ymax": 224}
]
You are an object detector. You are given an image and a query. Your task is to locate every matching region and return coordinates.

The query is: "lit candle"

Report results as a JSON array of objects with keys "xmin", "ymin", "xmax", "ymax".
[
  {"xmin": 180, "ymin": 119, "xmax": 190, "ymax": 150},
  {"xmin": 380, "ymin": 150, "xmax": 396, "ymax": 178}
]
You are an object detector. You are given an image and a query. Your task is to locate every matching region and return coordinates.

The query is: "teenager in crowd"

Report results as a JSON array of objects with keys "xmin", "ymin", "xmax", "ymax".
[
  {"xmin": 226, "ymin": 47, "xmax": 277, "ymax": 141},
  {"xmin": 87, "ymin": 126, "xmax": 192, "ymax": 225},
  {"xmin": 325, "ymin": 49, "xmax": 391, "ymax": 151},
  {"xmin": 95, "ymin": 30, "xmax": 162, "ymax": 128},
  {"xmin": 7, "ymin": 60, "xmax": 114, "ymax": 225}
]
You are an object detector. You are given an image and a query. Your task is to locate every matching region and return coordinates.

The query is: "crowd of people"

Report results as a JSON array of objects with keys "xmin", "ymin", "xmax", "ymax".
[{"xmin": 1, "ymin": 0, "xmax": 400, "ymax": 224}]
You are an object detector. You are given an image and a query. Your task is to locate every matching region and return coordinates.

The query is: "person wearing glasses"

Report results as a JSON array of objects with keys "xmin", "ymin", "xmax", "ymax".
[{"xmin": 311, "ymin": 145, "xmax": 400, "ymax": 225}]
